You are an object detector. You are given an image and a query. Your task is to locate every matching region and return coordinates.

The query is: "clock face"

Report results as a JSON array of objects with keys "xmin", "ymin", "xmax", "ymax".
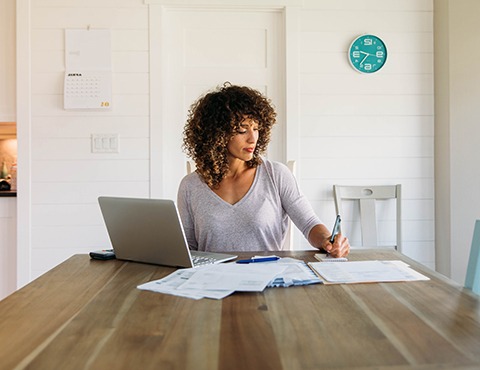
[{"xmin": 349, "ymin": 34, "xmax": 387, "ymax": 73}]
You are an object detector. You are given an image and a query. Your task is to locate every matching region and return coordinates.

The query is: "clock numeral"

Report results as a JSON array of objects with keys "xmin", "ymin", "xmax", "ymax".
[
  {"xmin": 352, "ymin": 51, "xmax": 360, "ymax": 58},
  {"xmin": 364, "ymin": 38, "xmax": 373, "ymax": 46},
  {"xmin": 364, "ymin": 64, "xmax": 372, "ymax": 71},
  {"xmin": 376, "ymin": 51, "xmax": 384, "ymax": 58}
]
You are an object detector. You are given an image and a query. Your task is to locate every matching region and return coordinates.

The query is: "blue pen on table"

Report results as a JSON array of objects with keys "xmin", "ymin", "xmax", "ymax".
[{"xmin": 236, "ymin": 256, "xmax": 280, "ymax": 264}]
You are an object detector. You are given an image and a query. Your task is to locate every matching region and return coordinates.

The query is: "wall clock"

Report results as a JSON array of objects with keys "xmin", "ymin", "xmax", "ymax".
[{"xmin": 348, "ymin": 34, "xmax": 387, "ymax": 73}]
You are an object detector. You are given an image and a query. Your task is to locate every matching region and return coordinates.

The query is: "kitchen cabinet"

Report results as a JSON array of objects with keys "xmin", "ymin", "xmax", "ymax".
[
  {"xmin": 0, "ymin": 0, "xmax": 16, "ymax": 122},
  {"xmin": 0, "ymin": 122, "xmax": 16, "ymax": 140},
  {"xmin": 0, "ymin": 196, "xmax": 16, "ymax": 300}
]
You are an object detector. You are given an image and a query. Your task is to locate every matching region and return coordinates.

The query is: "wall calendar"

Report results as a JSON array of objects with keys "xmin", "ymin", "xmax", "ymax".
[
  {"xmin": 64, "ymin": 71, "xmax": 112, "ymax": 109},
  {"xmin": 64, "ymin": 29, "xmax": 112, "ymax": 110}
]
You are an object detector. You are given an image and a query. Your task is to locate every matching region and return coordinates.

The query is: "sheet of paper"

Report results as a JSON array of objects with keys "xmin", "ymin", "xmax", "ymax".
[
  {"xmin": 65, "ymin": 29, "xmax": 111, "ymax": 71},
  {"xmin": 137, "ymin": 268, "xmax": 234, "ymax": 300},
  {"xmin": 314, "ymin": 253, "xmax": 348, "ymax": 262},
  {"xmin": 178, "ymin": 263, "xmax": 287, "ymax": 292},
  {"xmin": 64, "ymin": 29, "xmax": 112, "ymax": 109},
  {"xmin": 308, "ymin": 260, "xmax": 430, "ymax": 284}
]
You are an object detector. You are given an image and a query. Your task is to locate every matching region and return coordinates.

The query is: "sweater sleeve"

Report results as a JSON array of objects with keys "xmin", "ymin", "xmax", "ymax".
[{"xmin": 268, "ymin": 161, "xmax": 322, "ymax": 240}]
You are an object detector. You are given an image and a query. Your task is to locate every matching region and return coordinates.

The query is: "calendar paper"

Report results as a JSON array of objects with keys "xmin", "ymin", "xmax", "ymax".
[{"xmin": 64, "ymin": 29, "xmax": 112, "ymax": 110}]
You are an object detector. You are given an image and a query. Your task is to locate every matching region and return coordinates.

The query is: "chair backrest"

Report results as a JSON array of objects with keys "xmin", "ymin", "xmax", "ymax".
[
  {"xmin": 465, "ymin": 219, "xmax": 480, "ymax": 295},
  {"xmin": 333, "ymin": 184, "xmax": 402, "ymax": 251},
  {"xmin": 186, "ymin": 160, "xmax": 196, "ymax": 174},
  {"xmin": 186, "ymin": 159, "xmax": 296, "ymax": 250}
]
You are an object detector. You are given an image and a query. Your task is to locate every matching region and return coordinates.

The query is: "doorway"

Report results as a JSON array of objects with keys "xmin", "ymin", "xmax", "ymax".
[{"xmin": 150, "ymin": 6, "xmax": 286, "ymax": 200}]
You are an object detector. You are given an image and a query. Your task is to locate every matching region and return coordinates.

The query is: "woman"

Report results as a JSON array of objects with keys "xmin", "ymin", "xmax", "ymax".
[{"xmin": 177, "ymin": 83, "xmax": 349, "ymax": 257}]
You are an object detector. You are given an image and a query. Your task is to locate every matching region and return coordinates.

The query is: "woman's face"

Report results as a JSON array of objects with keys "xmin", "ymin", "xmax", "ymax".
[{"xmin": 226, "ymin": 117, "xmax": 259, "ymax": 162}]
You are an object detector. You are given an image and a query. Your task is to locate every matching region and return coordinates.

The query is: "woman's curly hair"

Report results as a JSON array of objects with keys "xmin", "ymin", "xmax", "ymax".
[{"xmin": 182, "ymin": 82, "xmax": 277, "ymax": 188}]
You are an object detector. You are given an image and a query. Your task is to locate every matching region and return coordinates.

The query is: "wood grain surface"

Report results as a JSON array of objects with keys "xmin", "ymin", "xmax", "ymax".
[{"xmin": 1, "ymin": 249, "xmax": 479, "ymax": 369}]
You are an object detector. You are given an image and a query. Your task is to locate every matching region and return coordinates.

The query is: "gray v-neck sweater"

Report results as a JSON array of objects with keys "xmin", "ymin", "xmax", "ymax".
[{"xmin": 177, "ymin": 159, "xmax": 322, "ymax": 252}]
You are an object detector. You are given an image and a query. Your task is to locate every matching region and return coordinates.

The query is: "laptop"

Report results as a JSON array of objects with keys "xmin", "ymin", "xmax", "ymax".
[{"xmin": 98, "ymin": 196, "xmax": 237, "ymax": 268}]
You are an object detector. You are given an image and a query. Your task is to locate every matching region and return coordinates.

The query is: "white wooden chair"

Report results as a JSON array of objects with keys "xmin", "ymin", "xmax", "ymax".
[
  {"xmin": 186, "ymin": 159, "xmax": 296, "ymax": 250},
  {"xmin": 465, "ymin": 219, "xmax": 480, "ymax": 295},
  {"xmin": 333, "ymin": 184, "xmax": 402, "ymax": 251},
  {"xmin": 186, "ymin": 160, "xmax": 196, "ymax": 174}
]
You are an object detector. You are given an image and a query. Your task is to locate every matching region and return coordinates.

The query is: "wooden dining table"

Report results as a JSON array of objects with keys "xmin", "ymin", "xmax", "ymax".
[{"xmin": 1, "ymin": 249, "xmax": 480, "ymax": 369}]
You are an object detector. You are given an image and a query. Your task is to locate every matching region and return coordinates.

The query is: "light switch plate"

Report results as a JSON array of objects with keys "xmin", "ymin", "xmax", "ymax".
[{"xmin": 91, "ymin": 134, "xmax": 118, "ymax": 153}]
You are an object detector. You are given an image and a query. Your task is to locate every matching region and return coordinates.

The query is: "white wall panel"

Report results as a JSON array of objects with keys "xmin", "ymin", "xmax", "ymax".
[
  {"xmin": 31, "ymin": 51, "xmax": 64, "ymax": 73},
  {"xmin": 32, "ymin": 204, "xmax": 104, "ymax": 226},
  {"xmin": 35, "ymin": 0, "xmax": 146, "ymax": 7},
  {"xmin": 300, "ymin": 137, "xmax": 433, "ymax": 158},
  {"xmin": 300, "ymin": 10, "xmax": 432, "ymax": 32},
  {"xmin": 0, "ymin": 198, "xmax": 16, "ymax": 300},
  {"xmin": 113, "ymin": 52, "xmax": 149, "ymax": 72},
  {"xmin": 302, "ymin": 0, "xmax": 433, "ymax": 11},
  {"xmin": 300, "ymin": 74, "xmax": 433, "ymax": 95},
  {"xmin": 295, "ymin": 2, "xmax": 434, "ymax": 266},
  {"xmin": 32, "ymin": 181, "xmax": 150, "ymax": 204},
  {"xmin": 31, "ymin": 30, "xmax": 64, "ymax": 51},
  {"xmin": 32, "ymin": 116, "xmax": 149, "ymax": 138},
  {"xmin": 31, "ymin": 226, "xmax": 110, "ymax": 248},
  {"xmin": 112, "ymin": 30, "xmax": 149, "ymax": 50},
  {"xmin": 301, "ymin": 95, "xmax": 433, "ymax": 116},
  {"xmin": 24, "ymin": 0, "xmax": 151, "ymax": 279},
  {"xmin": 31, "ymin": 7, "xmax": 148, "ymax": 29},
  {"xmin": 301, "ymin": 157, "xmax": 433, "ymax": 179},
  {"xmin": 32, "ymin": 138, "xmax": 149, "ymax": 160},
  {"xmin": 300, "ymin": 116, "xmax": 434, "ymax": 137},
  {"xmin": 31, "ymin": 160, "xmax": 149, "ymax": 182}
]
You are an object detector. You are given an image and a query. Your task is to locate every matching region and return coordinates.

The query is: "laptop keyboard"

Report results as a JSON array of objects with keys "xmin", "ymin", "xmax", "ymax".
[{"xmin": 191, "ymin": 254, "xmax": 219, "ymax": 267}]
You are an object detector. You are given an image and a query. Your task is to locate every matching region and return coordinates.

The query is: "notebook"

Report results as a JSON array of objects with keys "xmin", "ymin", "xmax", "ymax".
[{"xmin": 98, "ymin": 196, "xmax": 237, "ymax": 268}]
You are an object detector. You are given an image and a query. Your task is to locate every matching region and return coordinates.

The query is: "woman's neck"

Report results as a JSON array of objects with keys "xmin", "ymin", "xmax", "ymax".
[{"xmin": 226, "ymin": 159, "xmax": 249, "ymax": 179}]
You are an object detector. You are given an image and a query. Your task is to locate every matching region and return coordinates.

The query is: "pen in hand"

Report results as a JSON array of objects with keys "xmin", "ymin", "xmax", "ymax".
[
  {"xmin": 324, "ymin": 215, "xmax": 348, "ymax": 260},
  {"xmin": 328, "ymin": 215, "xmax": 342, "ymax": 254}
]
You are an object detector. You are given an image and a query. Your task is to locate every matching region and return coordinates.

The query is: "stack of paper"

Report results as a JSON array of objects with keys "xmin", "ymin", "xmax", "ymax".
[
  {"xmin": 267, "ymin": 258, "xmax": 322, "ymax": 287},
  {"xmin": 137, "ymin": 257, "xmax": 322, "ymax": 300},
  {"xmin": 308, "ymin": 260, "xmax": 430, "ymax": 284},
  {"xmin": 138, "ymin": 262, "xmax": 286, "ymax": 300}
]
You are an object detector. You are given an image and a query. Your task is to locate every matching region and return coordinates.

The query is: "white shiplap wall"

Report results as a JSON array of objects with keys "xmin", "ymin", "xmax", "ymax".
[
  {"xmin": 29, "ymin": 0, "xmax": 150, "ymax": 279},
  {"xmin": 23, "ymin": 0, "xmax": 434, "ymax": 281},
  {"xmin": 293, "ymin": 1, "xmax": 435, "ymax": 269}
]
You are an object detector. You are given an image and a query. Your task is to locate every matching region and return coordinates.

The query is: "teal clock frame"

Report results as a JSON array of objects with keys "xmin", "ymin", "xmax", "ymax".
[{"xmin": 348, "ymin": 34, "xmax": 387, "ymax": 74}]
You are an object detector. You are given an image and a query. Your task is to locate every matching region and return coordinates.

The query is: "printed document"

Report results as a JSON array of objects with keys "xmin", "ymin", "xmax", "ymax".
[
  {"xmin": 308, "ymin": 260, "xmax": 430, "ymax": 284},
  {"xmin": 177, "ymin": 263, "xmax": 287, "ymax": 292},
  {"xmin": 138, "ymin": 262, "xmax": 287, "ymax": 300},
  {"xmin": 137, "ymin": 257, "xmax": 322, "ymax": 300}
]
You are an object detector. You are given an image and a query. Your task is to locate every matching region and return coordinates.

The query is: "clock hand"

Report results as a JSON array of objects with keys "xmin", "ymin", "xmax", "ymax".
[{"xmin": 360, "ymin": 54, "xmax": 368, "ymax": 65}]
